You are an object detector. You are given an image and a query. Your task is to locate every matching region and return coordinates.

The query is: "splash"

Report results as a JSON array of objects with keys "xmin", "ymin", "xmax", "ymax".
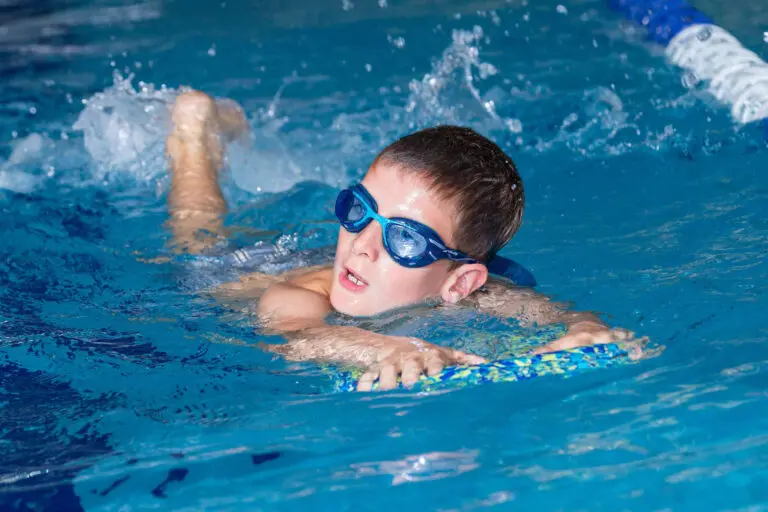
[
  {"xmin": 0, "ymin": 134, "xmax": 54, "ymax": 193},
  {"xmin": 72, "ymin": 72, "xmax": 339, "ymax": 195},
  {"xmin": 404, "ymin": 26, "xmax": 521, "ymax": 133},
  {"xmin": 72, "ymin": 71, "xmax": 176, "ymax": 185}
]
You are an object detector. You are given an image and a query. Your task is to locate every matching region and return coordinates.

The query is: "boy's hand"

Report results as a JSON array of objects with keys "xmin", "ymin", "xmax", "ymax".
[
  {"xmin": 357, "ymin": 337, "xmax": 486, "ymax": 392},
  {"xmin": 530, "ymin": 321, "xmax": 635, "ymax": 355}
]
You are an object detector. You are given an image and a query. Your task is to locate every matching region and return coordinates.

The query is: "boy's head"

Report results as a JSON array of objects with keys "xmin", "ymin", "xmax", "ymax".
[{"xmin": 330, "ymin": 126, "xmax": 524, "ymax": 317}]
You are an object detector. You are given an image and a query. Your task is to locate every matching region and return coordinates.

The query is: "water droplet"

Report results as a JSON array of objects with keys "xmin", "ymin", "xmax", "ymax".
[
  {"xmin": 207, "ymin": 45, "xmax": 216, "ymax": 57},
  {"xmin": 378, "ymin": 0, "xmax": 387, "ymax": 7},
  {"xmin": 556, "ymin": 4, "xmax": 568, "ymax": 14},
  {"xmin": 505, "ymin": 118, "xmax": 523, "ymax": 133},
  {"xmin": 387, "ymin": 35, "xmax": 405, "ymax": 48},
  {"xmin": 364, "ymin": 63, "xmax": 372, "ymax": 72},
  {"xmin": 342, "ymin": 0, "xmax": 353, "ymax": 10}
]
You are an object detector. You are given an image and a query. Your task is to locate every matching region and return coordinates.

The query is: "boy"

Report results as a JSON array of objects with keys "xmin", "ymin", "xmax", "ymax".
[{"xmin": 166, "ymin": 91, "xmax": 636, "ymax": 391}]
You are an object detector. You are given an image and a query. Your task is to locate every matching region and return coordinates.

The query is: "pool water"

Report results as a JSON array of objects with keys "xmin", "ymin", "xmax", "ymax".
[{"xmin": 2, "ymin": 0, "xmax": 768, "ymax": 510}]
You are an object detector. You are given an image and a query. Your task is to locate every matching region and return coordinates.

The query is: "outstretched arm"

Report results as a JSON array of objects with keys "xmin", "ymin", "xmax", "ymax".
[{"xmin": 472, "ymin": 279, "xmax": 634, "ymax": 354}]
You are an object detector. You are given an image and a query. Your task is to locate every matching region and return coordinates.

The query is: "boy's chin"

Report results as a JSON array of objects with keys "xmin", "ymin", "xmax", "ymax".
[
  {"xmin": 329, "ymin": 293, "xmax": 380, "ymax": 318},
  {"xmin": 329, "ymin": 287, "xmax": 398, "ymax": 318}
]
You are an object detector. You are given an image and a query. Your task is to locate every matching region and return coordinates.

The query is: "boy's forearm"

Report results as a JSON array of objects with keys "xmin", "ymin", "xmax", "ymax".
[
  {"xmin": 166, "ymin": 131, "xmax": 227, "ymax": 244},
  {"xmin": 474, "ymin": 281, "xmax": 607, "ymax": 330},
  {"xmin": 265, "ymin": 325, "xmax": 394, "ymax": 368},
  {"xmin": 165, "ymin": 91, "xmax": 243, "ymax": 254}
]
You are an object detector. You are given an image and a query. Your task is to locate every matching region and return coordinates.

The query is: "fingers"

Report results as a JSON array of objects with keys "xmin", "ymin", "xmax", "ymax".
[
  {"xmin": 611, "ymin": 328, "xmax": 635, "ymax": 341},
  {"xmin": 425, "ymin": 356, "xmax": 446, "ymax": 377},
  {"xmin": 378, "ymin": 363, "xmax": 400, "ymax": 391},
  {"xmin": 356, "ymin": 345, "xmax": 486, "ymax": 392},
  {"xmin": 531, "ymin": 328, "xmax": 647, "ymax": 356},
  {"xmin": 401, "ymin": 357, "xmax": 424, "ymax": 388},
  {"xmin": 356, "ymin": 368, "xmax": 379, "ymax": 392},
  {"xmin": 356, "ymin": 362, "xmax": 404, "ymax": 392},
  {"xmin": 451, "ymin": 349, "xmax": 486, "ymax": 366},
  {"xmin": 357, "ymin": 359, "xmax": 419, "ymax": 392},
  {"xmin": 531, "ymin": 335, "xmax": 578, "ymax": 355},
  {"xmin": 627, "ymin": 336, "xmax": 650, "ymax": 360}
]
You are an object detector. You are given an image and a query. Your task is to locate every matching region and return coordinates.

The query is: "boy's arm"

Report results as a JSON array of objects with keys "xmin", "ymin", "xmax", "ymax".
[
  {"xmin": 165, "ymin": 91, "xmax": 248, "ymax": 253},
  {"xmin": 471, "ymin": 279, "xmax": 634, "ymax": 354},
  {"xmin": 257, "ymin": 269, "xmax": 485, "ymax": 391}
]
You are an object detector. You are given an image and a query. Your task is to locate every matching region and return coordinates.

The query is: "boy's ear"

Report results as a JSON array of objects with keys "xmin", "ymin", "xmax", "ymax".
[{"xmin": 440, "ymin": 263, "xmax": 488, "ymax": 304}]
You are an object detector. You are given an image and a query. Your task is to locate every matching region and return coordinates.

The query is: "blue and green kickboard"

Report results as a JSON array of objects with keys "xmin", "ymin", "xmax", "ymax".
[{"xmin": 329, "ymin": 327, "xmax": 636, "ymax": 392}]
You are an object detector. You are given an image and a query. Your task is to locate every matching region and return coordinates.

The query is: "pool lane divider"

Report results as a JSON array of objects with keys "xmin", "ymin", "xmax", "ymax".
[{"xmin": 607, "ymin": 0, "xmax": 768, "ymax": 140}]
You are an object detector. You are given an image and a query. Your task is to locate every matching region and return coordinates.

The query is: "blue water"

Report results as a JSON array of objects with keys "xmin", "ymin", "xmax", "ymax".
[{"xmin": 2, "ymin": 0, "xmax": 768, "ymax": 510}]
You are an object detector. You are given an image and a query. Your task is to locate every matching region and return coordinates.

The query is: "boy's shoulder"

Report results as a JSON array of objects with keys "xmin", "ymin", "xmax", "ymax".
[{"xmin": 287, "ymin": 266, "xmax": 334, "ymax": 296}]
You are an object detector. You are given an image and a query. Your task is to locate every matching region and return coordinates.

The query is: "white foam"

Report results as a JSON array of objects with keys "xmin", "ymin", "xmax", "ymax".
[
  {"xmin": 0, "ymin": 133, "xmax": 57, "ymax": 193},
  {"xmin": 72, "ymin": 72, "xmax": 175, "ymax": 184},
  {"xmin": 73, "ymin": 73, "xmax": 346, "ymax": 195},
  {"xmin": 226, "ymin": 119, "xmax": 305, "ymax": 194}
]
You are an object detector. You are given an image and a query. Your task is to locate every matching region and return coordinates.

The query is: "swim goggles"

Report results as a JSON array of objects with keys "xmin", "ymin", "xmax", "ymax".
[
  {"xmin": 333, "ymin": 183, "xmax": 537, "ymax": 287},
  {"xmin": 335, "ymin": 183, "xmax": 477, "ymax": 268}
]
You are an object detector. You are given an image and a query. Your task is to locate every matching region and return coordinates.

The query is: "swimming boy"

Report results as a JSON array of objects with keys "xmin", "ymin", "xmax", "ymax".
[{"xmin": 166, "ymin": 90, "xmax": 636, "ymax": 391}]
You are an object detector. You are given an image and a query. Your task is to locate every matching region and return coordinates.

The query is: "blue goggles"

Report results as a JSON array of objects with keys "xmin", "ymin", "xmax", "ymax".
[
  {"xmin": 334, "ymin": 184, "xmax": 537, "ymax": 287},
  {"xmin": 335, "ymin": 184, "xmax": 476, "ymax": 268}
]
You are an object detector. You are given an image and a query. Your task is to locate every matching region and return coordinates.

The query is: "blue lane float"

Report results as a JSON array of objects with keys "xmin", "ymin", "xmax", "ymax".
[{"xmin": 608, "ymin": 0, "xmax": 768, "ymax": 137}]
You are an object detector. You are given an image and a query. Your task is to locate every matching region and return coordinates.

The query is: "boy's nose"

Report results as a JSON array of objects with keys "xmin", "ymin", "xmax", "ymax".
[{"xmin": 351, "ymin": 221, "xmax": 381, "ymax": 261}]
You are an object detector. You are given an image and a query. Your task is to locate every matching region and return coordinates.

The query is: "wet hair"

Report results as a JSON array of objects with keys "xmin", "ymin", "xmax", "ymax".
[{"xmin": 373, "ymin": 125, "xmax": 524, "ymax": 261}]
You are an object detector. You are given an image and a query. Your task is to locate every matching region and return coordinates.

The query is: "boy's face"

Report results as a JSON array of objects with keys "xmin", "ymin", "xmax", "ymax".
[{"xmin": 329, "ymin": 162, "xmax": 465, "ymax": 317}]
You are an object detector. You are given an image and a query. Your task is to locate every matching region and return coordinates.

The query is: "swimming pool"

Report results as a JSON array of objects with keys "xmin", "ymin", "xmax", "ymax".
[{"xmin": 1, "ymin": 0, "xmax": 767, "ymax": 509}]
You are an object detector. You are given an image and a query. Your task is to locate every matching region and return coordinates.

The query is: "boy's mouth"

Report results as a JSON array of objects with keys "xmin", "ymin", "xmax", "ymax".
[{"xmin": 339, "ymin": 266, "xmax": 368, "ymax": 292}]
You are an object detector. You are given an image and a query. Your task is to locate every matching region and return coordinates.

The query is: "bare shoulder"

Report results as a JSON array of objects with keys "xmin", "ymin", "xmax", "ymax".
[
  {"xmin": 287, "ymin": 267, "xmax": 333, "ymax": 295},
  {"xmin": 215, "ymin": 265, "xmax": 331, "ymax": 297},
  {"xmin": 258, "ymin": 268, "xmax": 334, "ymax": 330}
]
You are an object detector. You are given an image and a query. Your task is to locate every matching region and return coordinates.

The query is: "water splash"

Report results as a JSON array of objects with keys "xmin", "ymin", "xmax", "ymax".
[
  {"xmin": 0, "ymin": 134, "xmax": 55, "ymax": 193},
  {"xmin": 62, "ymin": 22, "xmax": 753, "ymax": 201},
  {"xmin": 72, "ymin": 71, "xmax": 176, "ymax": 185},
  {"xmin": 404, "ymin": 26, "xmax": 519, "ymax": 132}
]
